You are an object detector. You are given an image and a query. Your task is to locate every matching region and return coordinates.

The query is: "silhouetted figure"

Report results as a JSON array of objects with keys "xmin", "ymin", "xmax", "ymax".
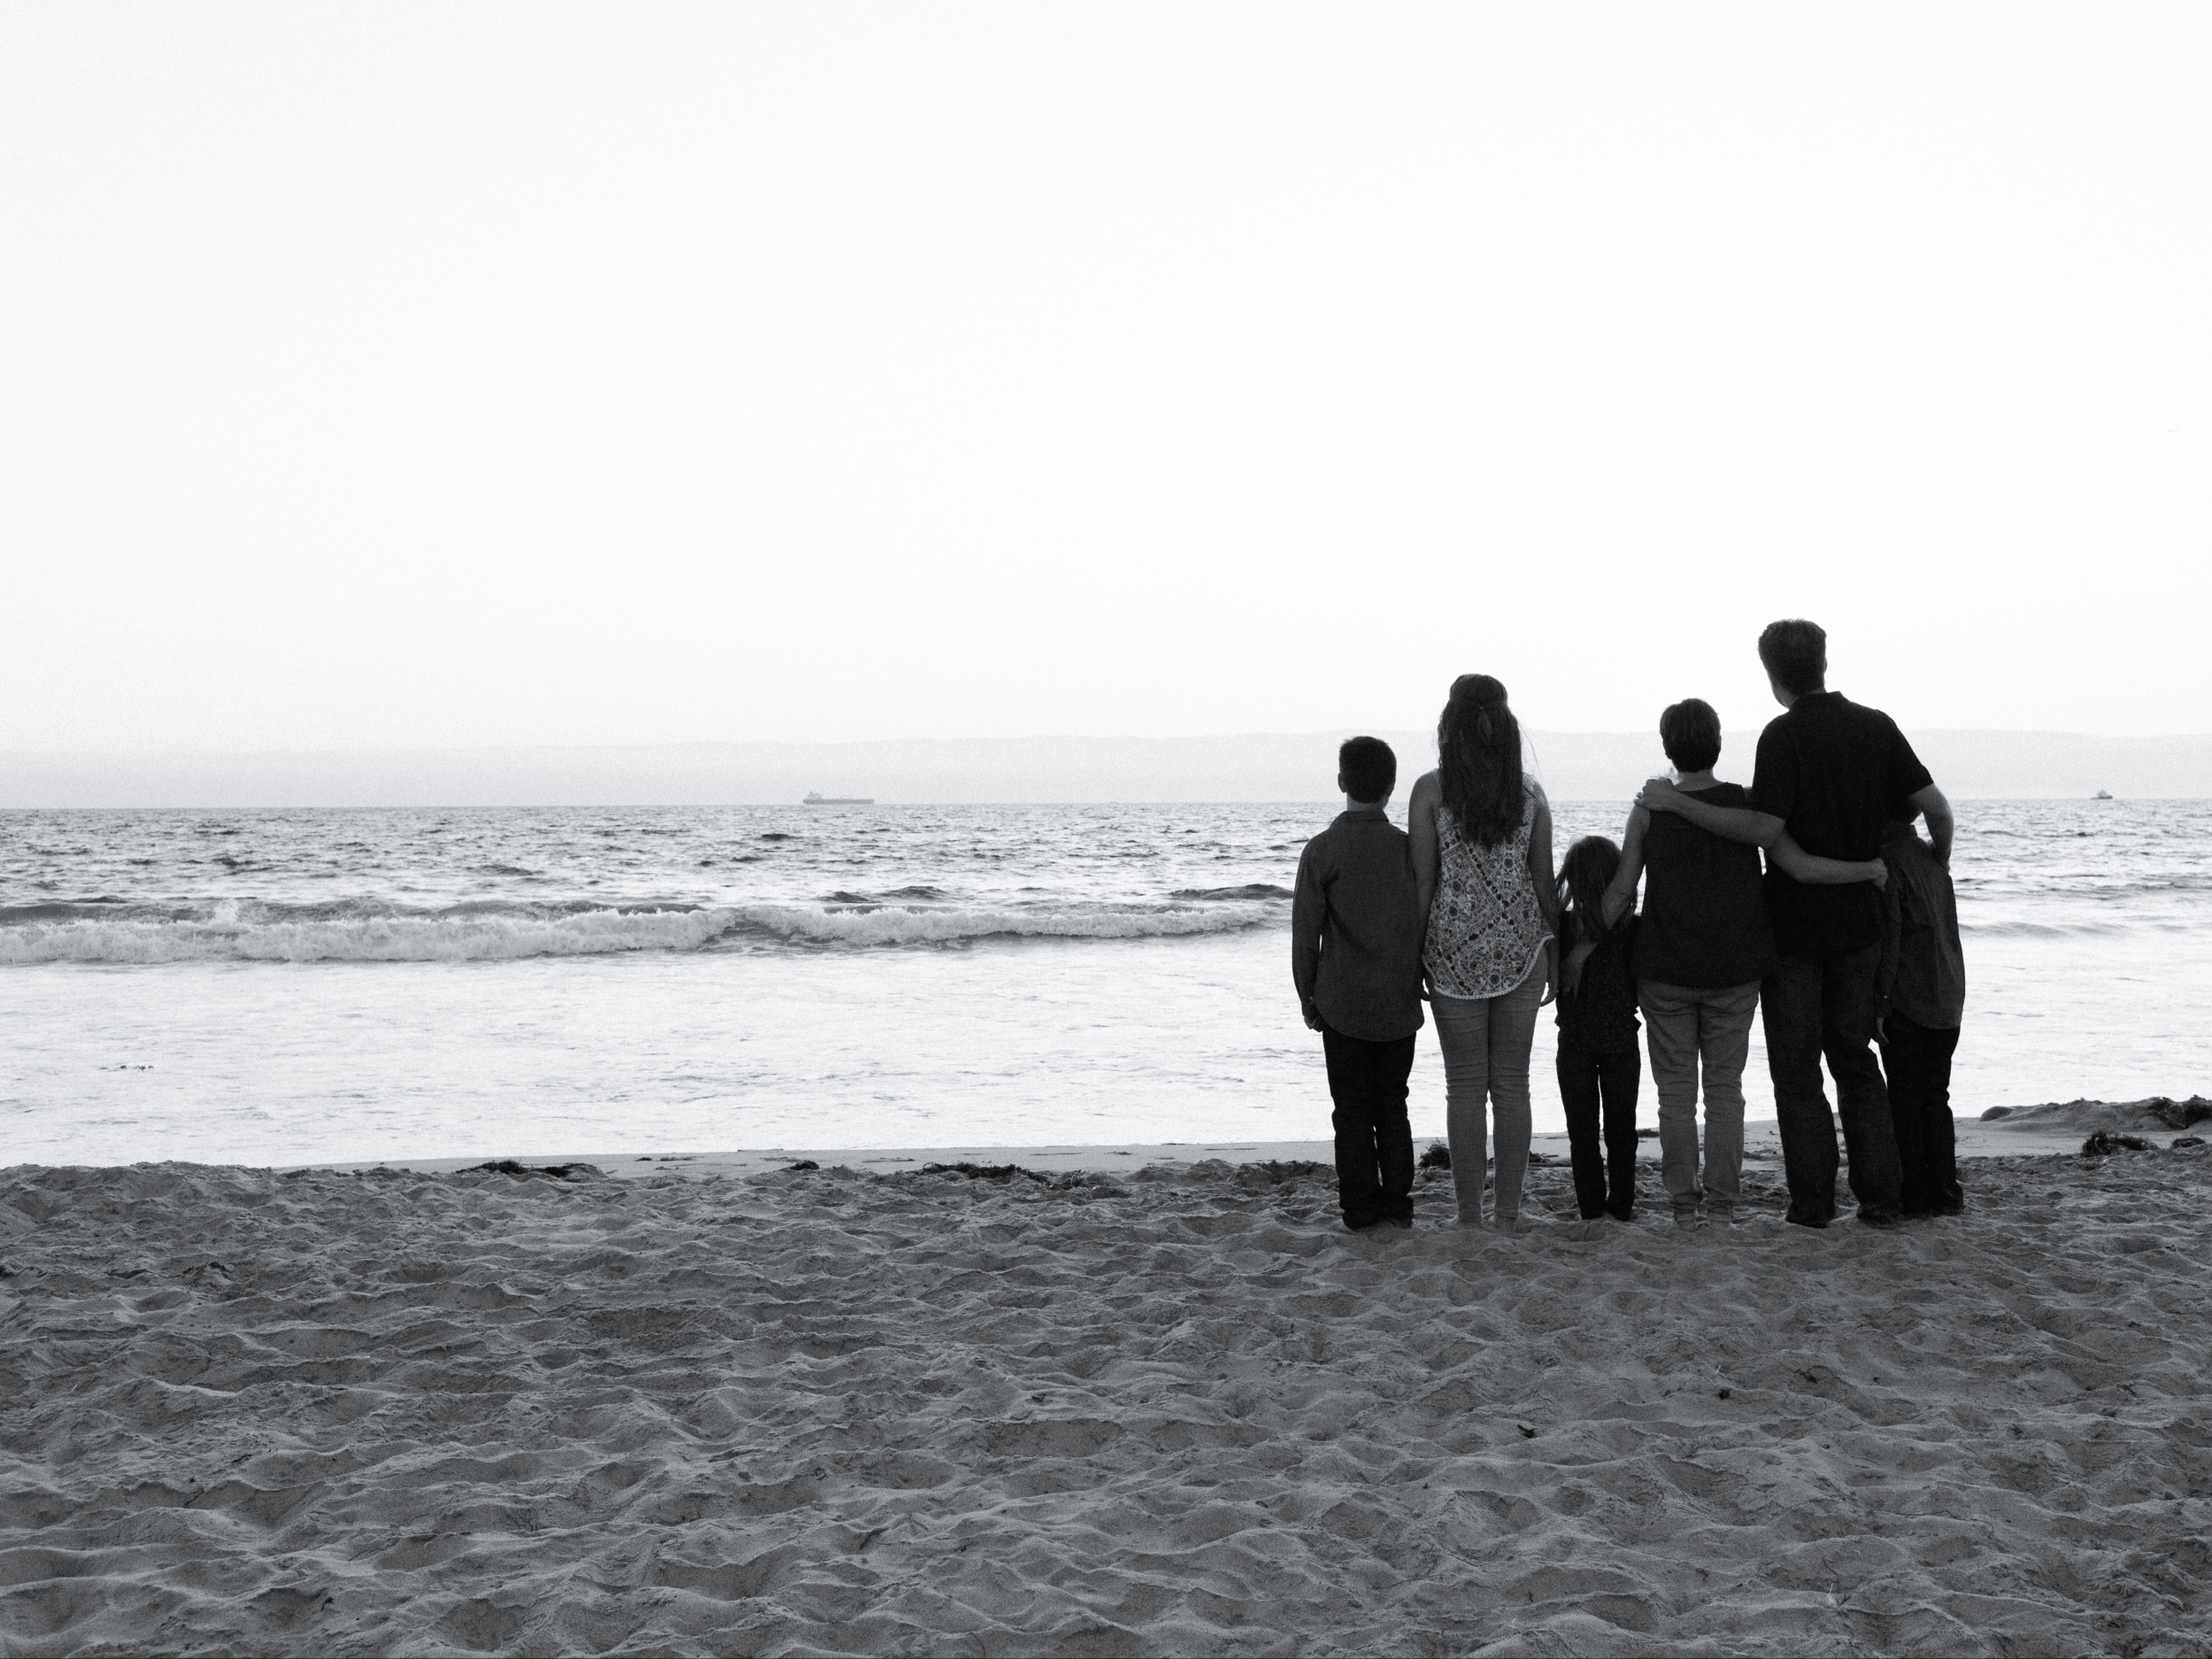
[
  {"xmin": 1876, "ymin": 813, "xmax": 1968, "ymax": 1216},
  {"xmin": 1409, "ymin": 675, "xmax": 1559, "ymax": 1231},
  {"xmin": 1292, "ymin": 737, "xmax": 1423, "ymax": 1231},
  {"xmin": 1639, "ymin": 621, "xmax": 1952, "ymax": 1229},
  {"xmin": 1608, "ymin": 697, "xmax": 1883, "ymax": 1226},
  {"xmin": 1553, "ymin": 835, "xmax": 1641, "ymax": 1223}
]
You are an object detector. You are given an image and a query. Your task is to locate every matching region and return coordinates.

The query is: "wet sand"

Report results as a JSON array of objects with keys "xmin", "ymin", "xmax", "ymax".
[{"xmin": 3, "ymin": 1102, "xmax": 2208, "ymax": 1655}]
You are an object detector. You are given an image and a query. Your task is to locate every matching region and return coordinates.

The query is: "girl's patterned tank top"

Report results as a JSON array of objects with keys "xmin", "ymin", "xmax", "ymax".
[{"xmin": 1423, "ymin": 779, "xmax": 1550, "ymax": 999}]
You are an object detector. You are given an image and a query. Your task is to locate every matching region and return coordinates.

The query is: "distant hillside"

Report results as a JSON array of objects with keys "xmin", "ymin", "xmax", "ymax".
[{"xmin": 3, "ymin": 729, "xmax": 2208, "ymax": 807}]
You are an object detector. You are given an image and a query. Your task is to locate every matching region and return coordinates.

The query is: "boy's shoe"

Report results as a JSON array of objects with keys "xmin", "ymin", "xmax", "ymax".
[{"xmin": 1671, "ymin": 1210, "xmax": 1704, "ymax": 1230}]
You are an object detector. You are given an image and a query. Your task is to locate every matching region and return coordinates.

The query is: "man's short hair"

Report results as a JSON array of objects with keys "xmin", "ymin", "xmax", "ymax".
[
  {"xmin": 1758, "ymin": 619, "xmax": 1828, "ymax": 696},
  {"xmin": 1659, "ymin": 699, "xmax": 1723, "ymax": 774},
  {"xmin": 1338, "ymin": 736, "xmax": 1397, "ymax": 803}
]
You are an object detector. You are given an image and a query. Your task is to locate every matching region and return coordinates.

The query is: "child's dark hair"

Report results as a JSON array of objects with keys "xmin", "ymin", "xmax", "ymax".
[
  {"xmin": 1338, "ymin": 736, "xmax": 1397, "ymax": 803},
  {"xmin": 1659, "ymin": 698, "xmax": 1723, "ymax": 774},
  {"xmin": 1557, "ymin": 835, "xmax": 1624, "ymax": 944}
]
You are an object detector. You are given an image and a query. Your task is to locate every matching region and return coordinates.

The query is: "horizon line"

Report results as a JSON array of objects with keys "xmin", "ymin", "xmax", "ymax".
[{"xmin": 6, "ymin": 723, "xmax": 2212, "ymax": 758}]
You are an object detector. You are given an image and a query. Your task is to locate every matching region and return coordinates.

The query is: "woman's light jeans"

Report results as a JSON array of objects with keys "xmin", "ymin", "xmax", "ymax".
[
  {"xmin": 1638, "ymin": 976, "xmax": 1761, "ymax": 1219},
  {"xmin": 1431, "ymin": 963, "xmax": 1545, "ymax": 1224}
]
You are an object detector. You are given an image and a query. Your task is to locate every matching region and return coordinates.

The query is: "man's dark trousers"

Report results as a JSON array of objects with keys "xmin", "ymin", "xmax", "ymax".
[
  {"xmin": 1322, "ymin": 1026, "xmax": 1416, "ymax": 1229},
  {"xmin": 1761, "ymin": 944, "xmax": 1905, "ymax": 1226},
  {"xmin": 1557, "ymin": 1041, "xmax": 1640, "ymax": 1221},
  {"xmin": 1883, "ymin": 1014, "xmax": 1962, "ymax": 1216}
]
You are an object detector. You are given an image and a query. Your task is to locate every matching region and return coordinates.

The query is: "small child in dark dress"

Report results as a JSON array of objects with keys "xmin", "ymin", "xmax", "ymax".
[{"xmin": 1554, "ymin": 836, "xmax": 1642, "ymax": 1223}]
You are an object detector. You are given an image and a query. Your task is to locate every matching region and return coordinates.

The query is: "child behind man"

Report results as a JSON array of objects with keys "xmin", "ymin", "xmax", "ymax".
[
  {"xmin": 1554, "ymin": 837, "xmax": 1642, "ymax": 1224},
  {"xmin": 1877, "ymin": 813, "xmax": 1967, "ymax": 1216},
  {"xmin": 1291, "ymin": 737, "xmax": 1425, "ymax": 1231}
]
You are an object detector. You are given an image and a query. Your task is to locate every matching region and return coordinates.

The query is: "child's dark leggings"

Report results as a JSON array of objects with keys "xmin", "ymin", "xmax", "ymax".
[{"xmin": 1558, "ymin": 1039, "xmax": 1641, "ymax": 1221}]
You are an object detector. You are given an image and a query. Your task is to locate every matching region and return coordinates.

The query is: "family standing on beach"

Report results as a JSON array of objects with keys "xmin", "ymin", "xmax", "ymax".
[{"xmin": 1291, "ymin": 619, "xmax": 1968, "ymax": 1235}]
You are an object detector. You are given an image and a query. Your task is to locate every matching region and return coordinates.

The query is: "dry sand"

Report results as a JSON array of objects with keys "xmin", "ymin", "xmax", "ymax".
[{"xmin": 3, "ymin": 1107, "xmax": 2208, "ymax": 1656}]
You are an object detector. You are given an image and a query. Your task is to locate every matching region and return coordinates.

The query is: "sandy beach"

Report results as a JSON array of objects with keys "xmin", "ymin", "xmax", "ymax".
[{"xmin": 4, "ymin": 1101, "xmax": 2208, "ymax": 1656}]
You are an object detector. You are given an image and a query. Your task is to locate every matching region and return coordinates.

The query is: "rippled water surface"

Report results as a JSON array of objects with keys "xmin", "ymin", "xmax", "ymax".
[{"xmin": 4, "ymin": 799, "xmax": 2207, "ymax": 1163}]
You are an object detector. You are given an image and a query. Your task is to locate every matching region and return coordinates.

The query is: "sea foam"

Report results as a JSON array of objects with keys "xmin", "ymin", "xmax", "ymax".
[{"xmin": 0, "ymin": 899, "xmax": 1283, "ymax": 963}]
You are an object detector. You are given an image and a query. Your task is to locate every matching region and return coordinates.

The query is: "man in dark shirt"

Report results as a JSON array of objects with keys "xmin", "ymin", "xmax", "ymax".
[
  {"xmin": 1292, "ymin": 736, "xmax": 1425, "ymax": 1231},
  {"xmin": 1638, "ymin": 620, "xmax": 1953, "ymax": 1229}
]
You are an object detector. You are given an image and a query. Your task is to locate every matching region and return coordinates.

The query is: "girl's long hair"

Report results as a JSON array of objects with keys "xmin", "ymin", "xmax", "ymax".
[
  {"xmin": 1557, "ymin": 835, "xmax": 1624, "ymax": 946},
  {"xmin": 1436, "ymin": 674, "xmax": 1525, "ymax": 847}
]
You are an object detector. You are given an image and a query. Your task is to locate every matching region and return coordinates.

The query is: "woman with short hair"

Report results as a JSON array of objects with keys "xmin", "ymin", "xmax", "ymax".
[{"xmin": 1409, "ymin": 674, "xmax": 1556, "ymax": 1230}]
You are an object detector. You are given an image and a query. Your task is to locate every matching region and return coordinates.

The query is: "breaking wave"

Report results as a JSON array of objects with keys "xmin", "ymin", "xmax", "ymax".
[{"xmin": 0, "ymin": 895, "xmax": 1286, "ymax": 964}]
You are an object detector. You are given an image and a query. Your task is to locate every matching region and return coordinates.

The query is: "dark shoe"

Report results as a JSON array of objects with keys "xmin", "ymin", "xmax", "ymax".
[
  {"xmin": 1346, "ymin": 1211, "xmax": 1407, "ymax": 1235},
  {"xmin": 1855, "ymin": 1208, "xmax": 1904, "ymax": 1228},
  {"xmin": 1784, "ymin": 1208, "xmax": 1830, "ymax": 1230}
]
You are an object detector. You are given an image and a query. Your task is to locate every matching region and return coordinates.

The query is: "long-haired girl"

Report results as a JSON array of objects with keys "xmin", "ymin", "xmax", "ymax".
[{"xmin": 1407, "ymin": 674, "xmax": 1558, "ymax": 1229}]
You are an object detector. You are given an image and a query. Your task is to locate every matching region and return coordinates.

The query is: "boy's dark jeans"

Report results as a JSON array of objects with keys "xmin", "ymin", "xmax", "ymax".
[
  {"xmin": 1322, "ymin": 1026, "xmax": 1416, "ymax": 1230},
  {"xmin": 1557, "ymin": 1039, "xmax": 1640, "ymax": 1221},
  {"xmin": 1883, "ymin": 1013, "xmax": 1963, "ymax": 1216},
  {"xmin": 1761, "ymin": 945, "xmax": 1905, "ymax": 1227}
]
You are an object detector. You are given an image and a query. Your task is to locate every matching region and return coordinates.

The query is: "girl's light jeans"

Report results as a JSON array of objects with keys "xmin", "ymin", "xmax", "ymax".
[{"xmin": 1431, "ymin": 963, "xmax": 1545, "ymax": 1224}]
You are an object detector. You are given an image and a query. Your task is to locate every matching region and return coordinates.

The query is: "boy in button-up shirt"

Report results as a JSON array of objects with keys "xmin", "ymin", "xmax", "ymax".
[{"xmin": 1292, "ymin": 737, "xmax": 1426, "ymax": 1231}]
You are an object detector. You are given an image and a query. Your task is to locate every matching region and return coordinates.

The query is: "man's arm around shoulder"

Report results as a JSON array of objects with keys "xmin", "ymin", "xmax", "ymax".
[{"xmin": 1636, "ymin": 778, "xmax": 1784, "ymax": 848}]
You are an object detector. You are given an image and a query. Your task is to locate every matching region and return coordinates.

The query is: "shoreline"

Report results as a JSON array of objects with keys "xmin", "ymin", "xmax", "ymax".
[
  {"xmin": 4, "ymin": 1100, "xmax": 2204, "ymax": 1188},
  {"xmin": 209, "ymin": 1096, "xmax": 2212, "ymax": 1182}
]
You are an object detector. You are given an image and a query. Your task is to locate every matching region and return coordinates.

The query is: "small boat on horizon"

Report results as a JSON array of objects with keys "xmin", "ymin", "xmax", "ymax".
[
  {"xmin": 804, "ymin": 791, "xmax": 875, "ymax": 806},
  {"xmin": 2093, "ymin": 790, "xmax": 2114, "ymax": 800}
]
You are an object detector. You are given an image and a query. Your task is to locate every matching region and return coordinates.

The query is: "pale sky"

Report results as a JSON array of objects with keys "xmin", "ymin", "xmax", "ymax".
[{"xmin": 3, "ymin": 4, "xmax": 2207, "ymax": 752}]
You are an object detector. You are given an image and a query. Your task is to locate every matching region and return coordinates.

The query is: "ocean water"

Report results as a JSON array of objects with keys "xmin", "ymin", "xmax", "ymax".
[{"xmin": 4, "ymin": 799, "xmax": 2208, "ymax": 1167}]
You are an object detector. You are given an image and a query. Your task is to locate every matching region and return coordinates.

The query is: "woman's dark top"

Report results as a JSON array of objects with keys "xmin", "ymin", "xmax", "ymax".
[
  {"xmin": 1556, "ymin": 914, "xmax": 1639, "ymax": 1053},
  {"xmin": 1630, "ymin": 782, "xmax": 1780, "ymax": 990}
]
